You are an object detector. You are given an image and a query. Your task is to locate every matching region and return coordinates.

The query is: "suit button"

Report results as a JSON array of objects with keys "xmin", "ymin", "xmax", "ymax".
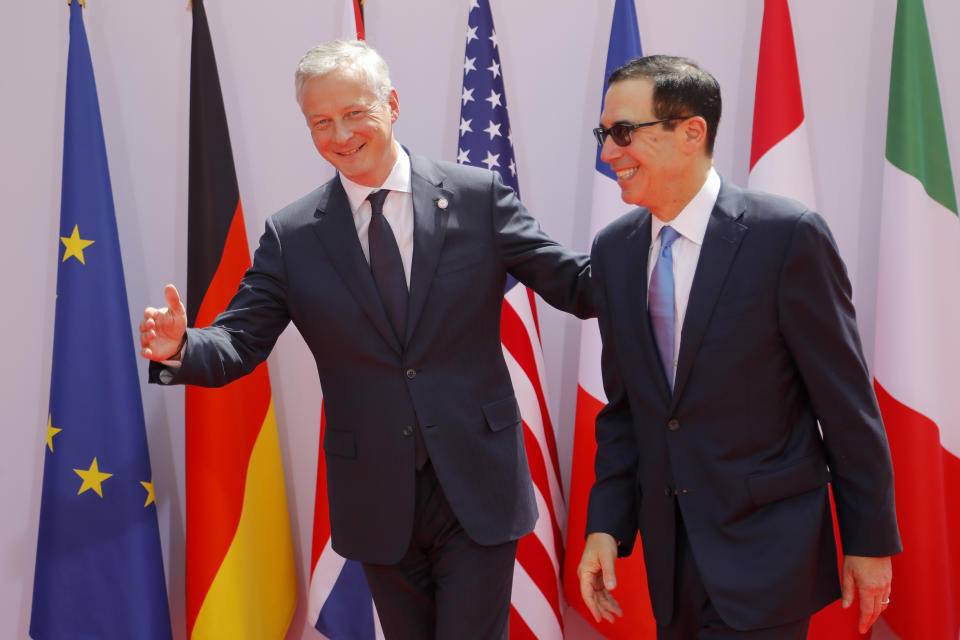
[
  {"xmin": 406, "ymin": 368, "xmax": 417, "ymax": 379},
  {"xmin": 667, "ymin": 419, "xmax": 680, "ymax": 431},
  {"xmin": 402, "ymin": 426, "xmax": 413, "ymax": 437}
]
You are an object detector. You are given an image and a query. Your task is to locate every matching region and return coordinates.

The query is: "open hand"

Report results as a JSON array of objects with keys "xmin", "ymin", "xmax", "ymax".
[
  {"xmin": 577, "ymin": 532, "xmax": 624, "ymax": 623},
  {"xmin": 140, "ymin": 284, "xmax": 187, "ymax": 361}
]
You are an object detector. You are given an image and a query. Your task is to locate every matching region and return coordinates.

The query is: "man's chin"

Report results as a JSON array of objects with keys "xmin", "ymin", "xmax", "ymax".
[{"xmin": 618, "ymin": 188, "xmax": 642, "ymax": 207}]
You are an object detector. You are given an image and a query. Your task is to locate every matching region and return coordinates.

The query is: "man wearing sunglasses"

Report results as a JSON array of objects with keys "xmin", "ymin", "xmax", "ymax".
[{"xmin": 577, "ymin": 55, "xmax": 900, "ymax": 639}]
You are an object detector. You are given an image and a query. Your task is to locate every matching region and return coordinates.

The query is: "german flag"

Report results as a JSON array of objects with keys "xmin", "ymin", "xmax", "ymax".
[{"xmin": 185, "ymin": 1, "xmax": 296, "ymax": 637}]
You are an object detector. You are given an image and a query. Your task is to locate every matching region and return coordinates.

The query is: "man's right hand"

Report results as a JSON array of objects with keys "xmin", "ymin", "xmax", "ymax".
[
  {"xmin": 140, "ymin": 284, "xmax": 187, "ymax": 361},
  {"xmin": 577, "ymin": 532, "xmax": 623, "ymax": 623}
]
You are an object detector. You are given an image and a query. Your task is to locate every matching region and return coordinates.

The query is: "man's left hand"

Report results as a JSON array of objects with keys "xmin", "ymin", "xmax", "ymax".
[{"xmin": 840, "ymin": 555, "xmax": 892, "ymax": 634}]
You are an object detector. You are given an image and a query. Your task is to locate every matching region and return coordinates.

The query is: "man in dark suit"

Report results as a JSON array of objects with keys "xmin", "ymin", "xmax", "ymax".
[
  {"xmin": 576, "ymin": 55, "xmax": 900, "ymax": 639},
  {"xmin": 140, "ymin": 40, "xmax": 592, "ymax": 639}
]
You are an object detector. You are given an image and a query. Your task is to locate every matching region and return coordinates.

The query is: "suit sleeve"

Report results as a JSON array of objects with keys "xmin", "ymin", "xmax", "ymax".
[
  {"xmin": 150, "ymin": 216, "xmax": 291, "ymax": 387},
  {"xmin": 778, "ymin": 210, "xmax": 901, "ymax": 557},
  {"xmin": 489, "ymin": 172, "xmax": 594, "ymax": 319},
  {"xmin": 583, "ymin": 233, "xmax": 641, "ymax": 556}
]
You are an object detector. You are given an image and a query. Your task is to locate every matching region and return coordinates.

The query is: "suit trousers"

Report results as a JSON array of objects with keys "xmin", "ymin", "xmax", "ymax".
[
  {"xmin": 362, "ymin": 462, "xmax": 518, "ymax": 640},
  {"xmin": 657, "ymin": 507, "xmax": 811, "ymax": 640}
]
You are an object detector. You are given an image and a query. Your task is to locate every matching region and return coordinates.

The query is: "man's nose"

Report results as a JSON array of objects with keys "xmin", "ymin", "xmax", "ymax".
[
  {"xmin": 599, "ymin": 136, "xmax": 621, "ymax": 164},
  {"xmin": 331, "ymin": 121, "xmax": 353, "ymax": 144}
]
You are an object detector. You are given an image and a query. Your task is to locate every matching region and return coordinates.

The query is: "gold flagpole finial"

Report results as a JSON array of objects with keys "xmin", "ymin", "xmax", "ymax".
[
  {"xmin": 187, "ymin": 0, "xmax": 192, "ymax": 10},
  {"xmin": 67, "ymin": 0, "xmax": 87, "ymax": 6}
]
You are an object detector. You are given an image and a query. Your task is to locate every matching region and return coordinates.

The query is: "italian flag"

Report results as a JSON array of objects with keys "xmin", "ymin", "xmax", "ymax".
[{"xmin": 874, "ymin": 0, "xmax": 960, "ymax": 638}]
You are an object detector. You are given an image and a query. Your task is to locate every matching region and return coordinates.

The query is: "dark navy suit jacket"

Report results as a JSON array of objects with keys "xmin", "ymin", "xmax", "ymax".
[
  {"xmin": 152, "ymin": 153, "xmax": 593, "ymax": 564},
  {"xmin": 585, "ymin": 179, "xmax": 901, "ymax": 630}
]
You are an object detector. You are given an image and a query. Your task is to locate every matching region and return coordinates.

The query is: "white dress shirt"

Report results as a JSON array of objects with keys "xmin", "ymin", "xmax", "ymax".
[
  {"xmin": 647, "ymin": 167, "xmax": 721, "ymax": 384},
  {"xmin": 339, "ymin": 140, "xmax": 414, "ymax": 289}
]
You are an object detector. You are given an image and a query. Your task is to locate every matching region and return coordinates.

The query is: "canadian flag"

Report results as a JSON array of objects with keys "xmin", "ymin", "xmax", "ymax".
[{"xmin": 748, "ymin": 2, "xmax": 866, "ymax": 637}]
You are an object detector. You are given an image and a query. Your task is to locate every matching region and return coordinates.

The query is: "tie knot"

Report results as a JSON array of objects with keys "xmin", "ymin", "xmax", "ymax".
[
  {"xmin": 660, "ymin": 225, "xmax": 681, "ymax": 250},
  {"xmin": 367, "ymin": 189, "xmax": 390, "ymax": 215}
]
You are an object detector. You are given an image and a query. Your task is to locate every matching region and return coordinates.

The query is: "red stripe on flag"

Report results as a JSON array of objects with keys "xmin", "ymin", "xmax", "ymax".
[
  {"xmin": 185, "ymin": 201, "xmax": 271, "ymax": 635},
  {"xmin": 521, "ymin": 423, "xmax": 564, "ymax": 563},
  {"xmin": 509, "ymin": 606, "xmax": 538, "ymax": 640},
  {"xmin": 526, "ymin": 287, "xmax": 542, "ymax": 341},
  {"xmin": 310, "ymin": 405, "xmax": 329, "ymax": 569},
  {"xmin": 501, "ymin": 299, "xmax": 562, "ymax": 484},
  {"xmin": 353, "ymin": 0, "xmax": 365, "ymax": 40},
  {"xmin": 563, "ymin": 386, "xmax": 657, "ymax": 639},
  {"xmin": 875, "ymin": 380, "xmax": 960, "ymax": 640},
  {"xmin": 516, "ymin": 534, "xmax": 563, "ymax": 624},
  {"xmin": 750, "ymin": 0, "xmax": 805, "ymax": 170}
]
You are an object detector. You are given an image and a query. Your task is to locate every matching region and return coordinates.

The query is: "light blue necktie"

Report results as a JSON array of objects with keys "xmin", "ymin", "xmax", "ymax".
[{"xmin": 649, "ymin": 226, "xmax": 681, "ymax": 391}]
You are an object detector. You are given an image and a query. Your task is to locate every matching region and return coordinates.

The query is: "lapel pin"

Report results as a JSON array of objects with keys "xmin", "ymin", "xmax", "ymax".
[{"xmin": 437, "ymin": 197, "xmax": 449, "ymax": 210}]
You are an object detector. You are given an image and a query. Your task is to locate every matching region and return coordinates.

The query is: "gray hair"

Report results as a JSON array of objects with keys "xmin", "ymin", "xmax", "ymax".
[{"xmin": 295, "ymin": 40, "xmax": 393, "ymax": 104}]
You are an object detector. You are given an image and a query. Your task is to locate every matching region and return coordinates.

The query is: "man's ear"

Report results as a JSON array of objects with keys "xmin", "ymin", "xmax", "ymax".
[
  {"xmin": 680, "ymin": 116, "xmax": 708, "ymax": 153},
  {"xmin": 389, "ymin": 88, "xmax": 400, "ymax": 123}
]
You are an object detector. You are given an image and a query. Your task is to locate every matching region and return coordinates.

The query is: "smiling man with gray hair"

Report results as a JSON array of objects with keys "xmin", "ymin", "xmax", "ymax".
[{"xmin": 140, "ymin": 39, "xmax": 592, "ymax": 639}]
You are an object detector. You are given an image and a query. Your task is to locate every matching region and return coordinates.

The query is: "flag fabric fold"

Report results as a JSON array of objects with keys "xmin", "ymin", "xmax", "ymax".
[
  {"xmin": 185, "ymin": 1, "xmax": 297, "ymax": 637},
  {"xmin": 874, "ymin": 0, "xmax": 960, "ymax": 638},
  {"xmin": 31, "ymin": 3, "xmax": 172, "ymax": 638},
  {"xmin": 456, "ymin": 1, "xmax": 566, "ymax": 637},
  {"xmin": 562, "ymin": 1, "xmax": 656, "ymax": 638}
]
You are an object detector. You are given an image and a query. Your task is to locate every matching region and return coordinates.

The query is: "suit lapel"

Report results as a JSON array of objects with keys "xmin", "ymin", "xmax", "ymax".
[
  {"xmin": 622, "ymin": 212, "xmax": 673, "ymax": 401},
  {"xmin": 405, "ymin": 155, "xmax": 452, "ymax": 344},
  {"xmin": 672, "ymin": 181, "xmax": 747, "ymax": 406},
  {"xmin": 311, "ymin": 178, "xmax": 402, "ymax": 354}
]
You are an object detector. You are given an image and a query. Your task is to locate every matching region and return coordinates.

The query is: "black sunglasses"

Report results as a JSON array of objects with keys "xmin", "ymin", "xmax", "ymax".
[{"xmin": 593, "ymin": 116, "xmax": 694, "ymax": 147}]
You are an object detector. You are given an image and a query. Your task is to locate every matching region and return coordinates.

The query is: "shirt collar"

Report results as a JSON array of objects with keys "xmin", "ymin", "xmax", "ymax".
[
  {"xmin": 339, "ymin": 140, "xmax": 412, "ymax": 214},
  {"xmin": 651, "ymin": 166, "xmax": 721, "ymax": 246}
]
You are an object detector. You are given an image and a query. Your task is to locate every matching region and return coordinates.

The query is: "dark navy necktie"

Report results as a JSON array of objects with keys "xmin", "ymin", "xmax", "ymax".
[
  {"xmin": 366, "ymin": 189, "xmax": 427, "ymax": 468},
  {"xmin": 649, "ymin": 226, "xmax": 681, "ymax": 392},
  {"xmin": 366, "ymin": 189, "xmax": 408, "ymax": 343}
]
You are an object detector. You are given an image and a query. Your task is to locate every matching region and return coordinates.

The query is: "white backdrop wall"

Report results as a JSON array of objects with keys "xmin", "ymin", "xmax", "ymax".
[{"xmin": 3, "ymin": 1, "xmax": 959, "ymax": 638}]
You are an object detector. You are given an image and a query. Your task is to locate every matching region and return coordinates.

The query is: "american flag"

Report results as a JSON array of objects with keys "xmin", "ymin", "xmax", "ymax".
[{"xmin": 458, "ymin": 0, "xmax": 566, "ymax": 637}]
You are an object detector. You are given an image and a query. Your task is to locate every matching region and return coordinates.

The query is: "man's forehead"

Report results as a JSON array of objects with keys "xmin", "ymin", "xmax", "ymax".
[
  {"xmin": 600, "ymin": 79, "xmax": 654, "ymax": 123},
  {"xmin": 302, "ymin": 71, "xmax": 379, "ymax": 107}
]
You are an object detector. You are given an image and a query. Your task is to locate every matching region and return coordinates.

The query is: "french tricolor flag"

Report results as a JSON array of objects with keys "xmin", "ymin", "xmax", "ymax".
[{"xmin": 562, "ymin": 1, "xmax": 657, "ymax": 638}]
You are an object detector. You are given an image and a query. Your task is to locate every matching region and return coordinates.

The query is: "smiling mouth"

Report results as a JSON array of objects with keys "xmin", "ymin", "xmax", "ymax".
[
  {"xmin": 615, "ymin": 167, "xmax": 638, "ymax": 181},
  {"xmin": 336, "ymin": 143, "xmax": 365, "ymax": 157}
]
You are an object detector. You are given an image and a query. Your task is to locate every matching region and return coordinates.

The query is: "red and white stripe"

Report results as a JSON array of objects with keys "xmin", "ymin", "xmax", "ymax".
[{"xmin": 502, "ymin": 284, "xmax": 566, "ymax": 639}]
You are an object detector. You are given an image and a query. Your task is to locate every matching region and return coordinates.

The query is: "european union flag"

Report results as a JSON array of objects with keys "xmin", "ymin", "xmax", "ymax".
[{"xmin": 30, "ymin": 3, "xmax": 172, "ymax": 638}]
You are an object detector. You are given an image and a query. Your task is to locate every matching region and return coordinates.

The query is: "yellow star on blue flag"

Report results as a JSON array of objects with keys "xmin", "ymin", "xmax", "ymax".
[{"xmin": 60, "ymin": 224, "xmax": 95, "ymax": 263}]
